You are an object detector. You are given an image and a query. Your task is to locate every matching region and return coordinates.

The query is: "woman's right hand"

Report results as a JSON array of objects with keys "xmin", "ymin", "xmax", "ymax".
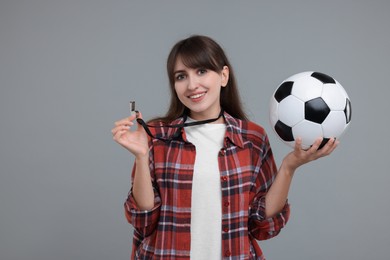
[{"xmin": 111, "ymin": 112, "xmax": 149, "ymax": 158}]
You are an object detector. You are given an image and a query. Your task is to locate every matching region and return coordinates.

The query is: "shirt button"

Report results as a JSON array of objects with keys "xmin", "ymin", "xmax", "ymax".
[
  {"xmin": 221, "ymin": 176, "xmax": 228, "ymax": 182},
  {"xmin": 223, "ymin": 227, "xmax": 229, "ymax": 233},
  {"xmin": 224, "ymin": 201, "xmax": 230, "ymax": 207},
  {"xmin": 225, "ymin": 250, "xmax": 231, "ymax": 257}
]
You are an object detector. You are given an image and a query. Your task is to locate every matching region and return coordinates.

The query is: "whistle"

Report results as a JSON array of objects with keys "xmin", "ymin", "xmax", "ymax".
[
  {"xmin": 130, "ymin": 101, "xmax": 140, "ymax": 118},
  {"xmin": 130, "ymin": 101, "xmax": 135, "ymax": 115}
]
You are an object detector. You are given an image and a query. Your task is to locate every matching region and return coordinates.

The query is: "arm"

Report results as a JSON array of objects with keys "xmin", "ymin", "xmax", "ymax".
[
  {"xmin": 248, "ymin": 136, "xmax": 338, "ymax": 240},
  {"xmin": 112, "ymin": 111, "xmax": 155, "ymax": 210},
  {"xmin": 124, "ymin": 160, "xmax": 161, "ymax": 237},
  {"xmin": 264, "ymin": 137, "xmax": 339, "ymax": 218},
  {"xmin": 248, "ymin": 133, "xmax": 290, "ymax": 241},
  {"xmin": 132, "ymin": 154, "xmax": 155, "ymax": 210},
  {"xmin": 112, "ymin": 112, "xmax": 161, "ymax": 236}
]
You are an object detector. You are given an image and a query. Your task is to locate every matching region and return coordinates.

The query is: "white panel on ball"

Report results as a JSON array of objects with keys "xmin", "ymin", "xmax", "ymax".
[
  {"xmin": 292, "ymin": 120, "xmax": 323, "ymax": 149},
  {"xmin": 292, "ymin": 77, "xmax": 323, "ymax": 101},
  {"xmin": 278, "ymin": 95, "xmax": 304, "ymax": 127},
  {"xmin": 321, "ymin": 111, "xmax": 347, "ymax": 138},
  {"xmin": 322, "ymin": 84, "xmax": 349, "ymax": 110}
]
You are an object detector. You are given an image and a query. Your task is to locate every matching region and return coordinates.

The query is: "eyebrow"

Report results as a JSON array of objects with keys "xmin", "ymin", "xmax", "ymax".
[{"xmin": 173, "ymin": 70, "xmax": 186, "ymax": 75}]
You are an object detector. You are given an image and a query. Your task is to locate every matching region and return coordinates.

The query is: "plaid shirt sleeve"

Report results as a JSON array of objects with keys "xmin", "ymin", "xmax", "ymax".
[
  {"xmin": 124, "ymin": 187, "xmax": 161, "ymax": 237},
  {"xmin": 248, "ymin": 133, "xmax": 290, "ymax": 241}
]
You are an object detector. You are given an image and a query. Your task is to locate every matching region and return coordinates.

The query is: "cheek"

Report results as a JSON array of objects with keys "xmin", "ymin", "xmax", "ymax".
[
  {"xmin": 174, "ymin": 83, "xmax": 181, "ymax": 94},
  {"xmin": 208, "ymin": 78, "xmax": 223, "ymax": 92},
  {"xmin": 208, "ymin": 75, "xmax": 223, "ymax": 88},
  {"xmin": 174, "ymin": 84, "xmax": 186, "ymax": 99}
]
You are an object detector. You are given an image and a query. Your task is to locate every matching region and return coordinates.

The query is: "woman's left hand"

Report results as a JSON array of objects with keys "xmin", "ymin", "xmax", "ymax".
[{"xmin": 282, "ymin": 137, "xmax": 339, "ymax": 172}]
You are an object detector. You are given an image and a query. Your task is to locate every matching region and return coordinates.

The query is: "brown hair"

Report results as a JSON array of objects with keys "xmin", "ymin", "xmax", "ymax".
[{"xmin": 155, "ymin": 35, "xmax": 248, "ymax": 123}]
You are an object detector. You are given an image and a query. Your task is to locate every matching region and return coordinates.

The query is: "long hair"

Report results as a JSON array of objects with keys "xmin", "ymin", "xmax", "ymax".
[{"xmin": 155, "ymin": 35, "xmax": 248, "ymax": 123}]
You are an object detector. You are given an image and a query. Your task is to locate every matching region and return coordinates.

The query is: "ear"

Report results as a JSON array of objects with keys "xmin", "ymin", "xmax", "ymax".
[{"xmin": 221, "ymin": 66, "xmax": 230, "ymax": 87}]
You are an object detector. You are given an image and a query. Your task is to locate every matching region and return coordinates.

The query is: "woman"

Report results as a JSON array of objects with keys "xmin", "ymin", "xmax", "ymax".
[{"xmin": 112, "ymin": 35, "xmax": 338, "ymax": 259}]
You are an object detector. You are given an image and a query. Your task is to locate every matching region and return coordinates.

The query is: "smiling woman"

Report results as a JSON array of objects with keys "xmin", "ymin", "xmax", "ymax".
[
  {"xmin": 111, "ymin": 35, "xmax": 338, "ymax": 259},
  {"xmin": 172, "ymin": 60, "xmax": 229, "ymax": 121},
  {"xmin": 162, "ymin": 35, "xmax": 248, "ymax": 123}
]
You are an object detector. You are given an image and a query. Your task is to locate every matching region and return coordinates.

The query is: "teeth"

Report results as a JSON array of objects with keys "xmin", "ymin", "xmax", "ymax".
[{"xmin": 189, "ymin": 93, "xmax": 205, "ymax": 99}]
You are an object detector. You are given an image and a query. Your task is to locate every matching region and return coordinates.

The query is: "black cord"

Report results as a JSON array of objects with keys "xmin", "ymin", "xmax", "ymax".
[{"xmin": 136, "ymin": 110, "xmax": 224, "ymax": 142}]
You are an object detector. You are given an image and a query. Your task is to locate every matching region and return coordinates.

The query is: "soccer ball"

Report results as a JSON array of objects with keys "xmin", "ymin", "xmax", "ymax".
[{"xmin": 269, "ymin": 71, "xmax": 352, "ymax": 149}]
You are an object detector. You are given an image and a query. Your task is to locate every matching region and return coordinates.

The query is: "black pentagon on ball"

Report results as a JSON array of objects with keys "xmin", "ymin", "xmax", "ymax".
[
  {"xmin": 318, "ymin": 138, "xmax": 331, "ymax": 150},
  {"xmin": 311, "ymin": 72, "xmax": 336, "ymax": 84},
  {"xmin": 274, "ymin": 81, "xmax": 293, "ymax": 102},
  {"xmin": 308, "ymin": 138, "xmax": 333, "ymax": 150},
  {"xmin": 305, "ymin": 97, "xmax": 330, "ymax": 124},
  {"xmin": 275, "ymin": 120, "xmax": 294, "ymax": 141}
]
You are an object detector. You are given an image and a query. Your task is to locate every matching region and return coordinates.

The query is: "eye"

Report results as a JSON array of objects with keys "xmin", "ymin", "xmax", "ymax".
[
  {"xmin": 197, "ymin": 68, "xmax": 207, "ymax": 75},
  {"xmin": 175, "ymin": 73, "xmax": 186, "ymax": 81}
]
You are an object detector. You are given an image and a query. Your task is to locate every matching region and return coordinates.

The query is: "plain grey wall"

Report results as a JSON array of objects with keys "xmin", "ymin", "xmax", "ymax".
[{"xmin": 1, "ymin": 1, "xmax": 389, "ymax": 259}]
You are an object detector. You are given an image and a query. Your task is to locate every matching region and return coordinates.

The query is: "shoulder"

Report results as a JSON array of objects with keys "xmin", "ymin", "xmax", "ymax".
[
  {"xmin": 238, "ymin": 120, "xmax": 274, "ymax": 161},
  {"xmin": 240, "ymin": 120, "xmax": 269, "ymax": 144},
  {"xmin": 144, "ymin": 120, "xmax": 168, "ymax": 137},
  {"xmin": 146, "ymin": 117, "xmax": 184, "ymax": 141},
  {"xmin": 224, "ymin": 112, "xmax": 271, "ymax": 149}
]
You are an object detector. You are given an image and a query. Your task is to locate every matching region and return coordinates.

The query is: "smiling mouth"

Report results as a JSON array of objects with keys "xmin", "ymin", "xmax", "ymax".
[{"xmin": 189, "ymin": 92, "xmax": 206, "ymax": 99}]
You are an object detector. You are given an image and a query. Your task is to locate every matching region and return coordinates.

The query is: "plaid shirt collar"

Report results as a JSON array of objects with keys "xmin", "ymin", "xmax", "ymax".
[{"xmin": 165, "ymin": 111, "xmax": 244, "ymax": 148}]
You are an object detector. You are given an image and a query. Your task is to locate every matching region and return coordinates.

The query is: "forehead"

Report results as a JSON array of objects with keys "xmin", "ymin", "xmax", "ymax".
[{"xmin": 173, "ymin": 57, "xmax": 189, "ymax": 71}]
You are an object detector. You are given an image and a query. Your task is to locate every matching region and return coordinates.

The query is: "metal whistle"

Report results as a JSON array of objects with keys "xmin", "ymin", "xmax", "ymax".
[{"xmin": 129, "ymin": 101, "xmax": 139, "ymax": 118}]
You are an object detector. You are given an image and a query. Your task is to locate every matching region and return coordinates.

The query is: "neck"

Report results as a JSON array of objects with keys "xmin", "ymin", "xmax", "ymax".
[
  {"xmin": 184, "ymin": 110, "xmax": 224, "ymax": 126},
  {"xmin": 188, "ymin": 109, "xmax": 223, "ymax": 122}
]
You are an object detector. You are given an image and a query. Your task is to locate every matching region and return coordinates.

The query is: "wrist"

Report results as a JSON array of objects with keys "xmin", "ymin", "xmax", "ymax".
[
  {"xmin": 280, "ymin": 160, "xmax": 297, "ymax": 178},
  {"xmin": 135, "ymin": 153, "xmax": 149, "ymax": 164}
]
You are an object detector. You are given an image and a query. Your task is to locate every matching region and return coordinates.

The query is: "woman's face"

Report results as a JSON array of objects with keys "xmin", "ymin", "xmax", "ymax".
[{"xmin": 173, "ymin": 58, "xmax": 229, "ymax": 121}]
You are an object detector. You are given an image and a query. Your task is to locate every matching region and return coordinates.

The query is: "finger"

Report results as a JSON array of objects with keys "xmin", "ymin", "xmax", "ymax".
[
  {"xmin": 294, "ymin": 137, "xmax": 303, "ymax": 151},
  {"xmin": 317, "ymin": 138, "xmax": 338, "ymax": 157},
  {"xmin": 323, "ymin": 137, "xmax": 335, "ymax": 149},
  {"xmin": 112, "ymin": 127, "xmax": 124, "ymax": 138},
  {"xmin": 115, "ymin": 118, "xmax": 131, "ymax": 127},
  {"xmin": 130, "ymin": 111, "xmax": 139, "ymax": 121},
  {"xmin": 323, "ymin": 138, "xmax": 339, "ymax": 154},
  {"xmin": 309, "ymin": 137, "xmax": 323, "ymax": 153},
  {"xmin": 315, "ymin": 138, "xmax": 332, "ymax": 156},
  {"xmin": 114, "ymin": 114, "xmax": 138, "ymax": 126},
  {"xmin": 113, "ymin": 128, "xmax": 129, "ymax": 142},
  {"xmin": 111, "ymin": 123, "xmax": 133, "ymax": 134}
]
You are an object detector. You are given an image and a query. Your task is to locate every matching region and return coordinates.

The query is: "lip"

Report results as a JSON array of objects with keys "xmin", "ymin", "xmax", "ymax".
[{"xmin": 188, "ymin": 91, "xmax": 207, "ymax": 101}]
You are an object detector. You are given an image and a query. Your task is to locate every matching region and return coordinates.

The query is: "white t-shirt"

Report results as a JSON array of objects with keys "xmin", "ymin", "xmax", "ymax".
[{"xmin": 186, "ymin": 122, "xmax": 226, "ymax": 259}]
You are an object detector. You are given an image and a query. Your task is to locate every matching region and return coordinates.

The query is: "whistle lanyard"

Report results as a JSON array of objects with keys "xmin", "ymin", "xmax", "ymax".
[{"xmin": 136, "ymin": 110, "xmax": 224, "ymax": 142}]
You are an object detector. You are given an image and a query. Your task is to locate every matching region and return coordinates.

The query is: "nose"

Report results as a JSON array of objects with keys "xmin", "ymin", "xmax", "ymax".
[{"xmin": 187, "ymin": 74, "xmax": 199, "ymax": 90}]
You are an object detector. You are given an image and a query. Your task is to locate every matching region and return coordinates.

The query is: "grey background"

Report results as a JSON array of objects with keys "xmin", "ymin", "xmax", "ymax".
[{"xmin": 1, "ymin": 1, "xmax": 389, "ymax": 259}]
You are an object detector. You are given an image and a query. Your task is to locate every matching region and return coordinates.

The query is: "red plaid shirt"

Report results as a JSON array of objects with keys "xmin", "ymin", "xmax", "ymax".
[{"xmin": 124, "ymin": 112, "xmax": 290, "ymax": 259}]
